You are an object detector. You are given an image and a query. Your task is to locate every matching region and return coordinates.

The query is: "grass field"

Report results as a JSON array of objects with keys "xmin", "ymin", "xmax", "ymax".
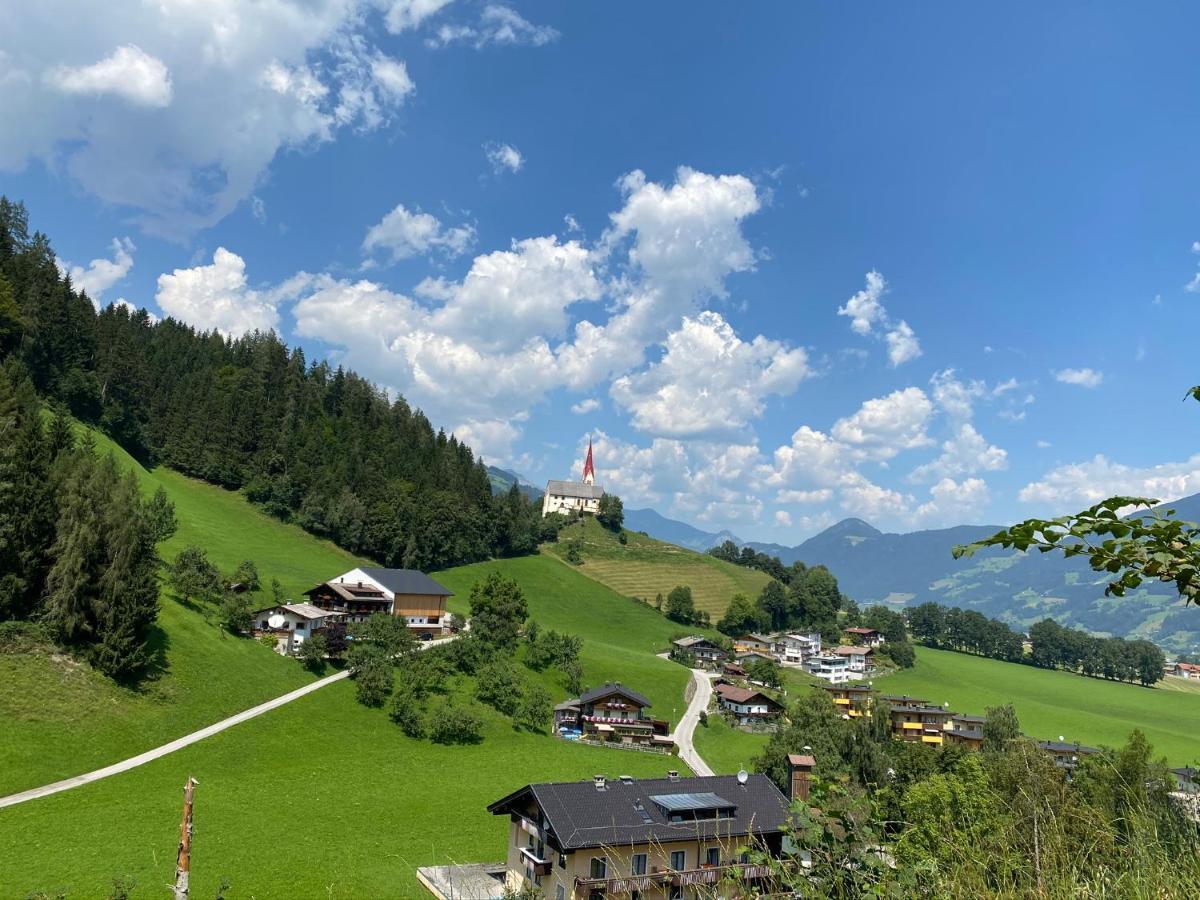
[
  {"xmin": 878, "ymin": 647, "xmax": 1200, "ymax": 766},
  {"xmin": 693, "ymin": 715, "xmax": 773, "ymax": 776},
  {"xmin": 0, "ymin": 429, "xmax": 700, "ymax": 897},
  {"xmin": 547, "ymin": 517, "xmax": 772, "ymax": 619},
  {"xmin": 0, "ymin": 426, "xmax": 366, "ymax": 796}
]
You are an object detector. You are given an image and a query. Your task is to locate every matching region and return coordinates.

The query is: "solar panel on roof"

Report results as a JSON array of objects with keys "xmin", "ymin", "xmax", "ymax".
[{"xmin": 649, "ymin": 792, "xmax": 733, "ymax": 812}]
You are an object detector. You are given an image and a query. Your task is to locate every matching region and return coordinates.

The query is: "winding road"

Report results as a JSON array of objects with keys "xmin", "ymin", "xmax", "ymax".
[{"xmin": 673, "ymin": 667, "xmax": 717, "ymax": 777}]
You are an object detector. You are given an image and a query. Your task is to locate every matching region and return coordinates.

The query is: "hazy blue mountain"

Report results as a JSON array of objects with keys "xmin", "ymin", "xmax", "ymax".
[
  {"xmin": 752, "ymin": 497, "xmax": 1200, "ymax": 656},
  {"xmin": 624, "ymin": 507, "xmax": 740, "ymax": 551},
  {"xmin": 486, "ymin": 465, "xmax": 542, "ymax": 500}
]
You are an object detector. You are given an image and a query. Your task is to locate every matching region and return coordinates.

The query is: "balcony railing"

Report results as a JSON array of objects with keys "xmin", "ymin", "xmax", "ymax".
[{"xmin": 575, "ymin": 862, "xmax": 774, "ymax": 894}]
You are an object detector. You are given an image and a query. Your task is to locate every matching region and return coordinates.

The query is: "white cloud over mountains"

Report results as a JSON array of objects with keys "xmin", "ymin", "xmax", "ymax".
[
  {"xmin": 0, "ymin": 1, "xmax": 418, "ymax": 236},
  {"xmin": 1019, "ymin": 454, "xmax": 1200, "ymax": 508}
]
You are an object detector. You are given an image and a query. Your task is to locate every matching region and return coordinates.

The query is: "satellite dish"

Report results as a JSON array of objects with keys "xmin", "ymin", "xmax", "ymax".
[
  {"xmin": 737, "ymin": 769, "xmax": 749, "ymax": 784},
  {"xmin": 1059, "ymin": 735, "xmax": 1065, "ymax": 742},
  {"xmin": 267, "ymin": 613, "xmax": 286, "ymax": 629}
]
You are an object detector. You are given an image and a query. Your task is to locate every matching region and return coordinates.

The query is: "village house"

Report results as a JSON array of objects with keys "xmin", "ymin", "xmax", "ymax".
[
  {"xmin": 1172, "ymin": 662, "xmax": 1200, "ymax": 679},
  {"xmin": 721, "ymin": 660, "xmax": 747, "ymax": 677},
  {"xmin": 543, "ymin": 439, "xmax": 605, "ymax": 518},
  {"xmin": 732, "ymin": 633, "xmax": 776, "ymax": 656},
  {"xmin": 803, "ymin": 654, "xmax": 851, "ymax": 684},
  {"xmin": 944, "ymin": 713, "xmax": 986, "ymax": 750},
  {"xmin": 251, "ymin": 602, "xmax": 345, "ymax": 655},
  {"xmin": 671, "ymin": 635, "xmax": 727, "ymax": 665},
  {"xmin": 304, "ymin": 567, "xmax": 453, "ymax": 637},
  {"xmin": 775, "ymin": 632, "xmax": 821, "ymax": 666},
  {"xmin": 714, "ymin": 683, "xmax": 786, "ymax": 726},
  {"xmin": 485, "ymin": 769, "xmax": 800, "ymax": 899},
  {"xmin": 832, "ymin": 645, "xmax": 874, "ymax": 674},
  {"xmin": 1037, "ymin": 739, "xmax": 1099, "ymax": 771},
  {"xmin": 553, "ymin": 683, "xmax": 672, "ymax": 750},
  {"xmin": 822, "ymin": 684, "xmax": 874, "ymax": 718},
  {"xmin": 1171, "ymin": 767, "xmax": 1199, "ymax": 794},
  {"xmin": 889, "ymin": 703, "xmax": 955, "ymax": 745},
  {"xmin": 844, "ymin": 626, "xmax": 885, "ymax": 647},
  {"xmin": 734, "ymin": 650, "xmax": 777, "ymax": 669}
]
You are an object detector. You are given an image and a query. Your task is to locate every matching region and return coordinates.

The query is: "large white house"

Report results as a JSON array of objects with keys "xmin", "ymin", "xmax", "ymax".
[
  {"xmin": 304, "ymin": 567, "xmax": 454, "ymax": 636},
  {"xmin": 542, "ymin": 438, "xmax": 605, "ymax": 517},
  {"xmin": 804, "ymin": 654, "xmax": 851, "ymax": 684}
]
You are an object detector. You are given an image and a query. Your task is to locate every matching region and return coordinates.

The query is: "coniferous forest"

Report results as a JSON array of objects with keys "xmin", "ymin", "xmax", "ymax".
[{"xmin": 0, "ymin": 197, "xmax": 554, "ymax": 676}]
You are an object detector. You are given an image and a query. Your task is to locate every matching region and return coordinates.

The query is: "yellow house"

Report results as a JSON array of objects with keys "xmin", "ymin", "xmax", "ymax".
[{"xmin": 486, "ymin": 771, "xmax": 795, "ymax": 899}]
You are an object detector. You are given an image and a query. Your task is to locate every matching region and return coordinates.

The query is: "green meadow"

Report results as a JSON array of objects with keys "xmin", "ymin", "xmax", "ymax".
[
  {"xmin": 879, "ymin": 646, "xmax": 1200, "ymax": 766},
  {"xmin": 0, "ymin": 428, "xmax": 697, "ymax": 897},
  {"xmin": 547, "ymin": 516, "xmax": 772, "ymax": 619}
]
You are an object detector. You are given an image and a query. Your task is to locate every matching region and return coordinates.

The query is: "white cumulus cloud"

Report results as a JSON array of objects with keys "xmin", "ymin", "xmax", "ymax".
[
  {"xmin": 484, "ymin": 142, "xmax": 523, "ymax": 174},
  {"xmin": 1019, "ymin": 454, "xmax": 1200, "ymax": 509},
  {"xmin": 60, "ymin": 237, "xmax": 136, "ymax": 305},
  {"xmin": 908, "ymin": 423, "xmax": 1008, "ymax": 482},
  {"xmin": 571, "ymin": 398, "xmax": 600, "ymax": 415},
  {"xmin": 610, "ymin": 311, "xmax": 810, "ymax": 438},
  {"xmin": 156, "ymin": 248, "xmax": 310, "ymax": 338},
  {"xmin": 1, "ymin": 3, "xmax": 418, "ymax": 236},
  {"xmin": 378, "ymin": 0, "xmax": 455, "ymax": 33},
  {"xmin": 427, "ymin": 4, "xmax": 559, "ymax": 48},
  {"xmin": 831, "ymin": 387, "xmax": 935, "ymax": 459},
  {"xmin": 1054, "ymin": 367, "xmax": 1103, "ymax": 388},
  {"xmin": 837, "ymin": 270, "xmax": 922, "ymax": 366},
  {"xmin": 45, "ymin": 45, "xmax": 172, "ymax": 108},
  {"xmin": 362, "ymin": 203, "xmax": 475, "ymax": 263}
]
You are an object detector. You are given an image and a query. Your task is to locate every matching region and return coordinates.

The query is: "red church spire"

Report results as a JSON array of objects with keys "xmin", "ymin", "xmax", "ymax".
[{"xmin": 582, "ymin": 437, "xmax": 595, "ymax": 485}]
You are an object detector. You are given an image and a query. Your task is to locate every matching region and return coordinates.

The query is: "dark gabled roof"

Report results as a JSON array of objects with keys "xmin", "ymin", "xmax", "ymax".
[
  {"xmin": 715, "ymin": 685, "xmax": 783, "ymax": 708},
  {"xmin": 945, "ymin": 729, "xmax": 984, "ymax": 741},
  {"xmin": 1171, "ymin": 767, "xmax": 1198, "ymax": 779},
  {"xmin": 822, "ymin": 684, "xmax": 873, "ymax": 694},
  {"xmin": 354, "ymin": 568, "xmax": 453, "ymax": 597},
  {"xmin": 953, "ymin": 714, "xmax": 987, "ymax": 724},
  {"xmin": 578, "ymin": 682, "xmax": 652, "ymax": 708},
  {"xmin": 545, "ymin": 480, "xmax": 605, "ymax": 500},
  {"xmin": 1037, "ymin": 740, "xmax": 1099, "ymax": 754},
  {"xmin": 673, "ymin": 635, "xmax": 721, "ymax": 649},
  {"xmin": 488, "ymin": 774, "xmax": 790, "ymax": 851}
]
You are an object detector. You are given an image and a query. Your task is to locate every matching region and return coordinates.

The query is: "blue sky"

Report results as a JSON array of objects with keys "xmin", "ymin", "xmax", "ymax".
[{"xmin": 3, "ymin": 1, "xmax": 1200, "ymax": 542}]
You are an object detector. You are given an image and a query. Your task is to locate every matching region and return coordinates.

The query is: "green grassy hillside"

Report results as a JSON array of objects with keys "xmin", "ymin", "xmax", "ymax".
[
  {"xmin": 879, "ymin": 647, "xmax": 1200, "ymax": 765},
  {"xmin": 0, "ymin": 430, "xmax": 699, "ymax": 897},
  {"xmin": 547, "ymin": 517, "xmax": 773, "ymax": 619},
  {"xmin": 0, "ymin": 426, "xmax": 365, "ymax": 795}
]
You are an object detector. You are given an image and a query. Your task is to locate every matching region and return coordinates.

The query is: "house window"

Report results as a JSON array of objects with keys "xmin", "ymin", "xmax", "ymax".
[
  {"xmin": 589, "ymin": 857, "xmax": 607, "ymax": 879},
  {"xmin": 670, "ymin": 850, "xmax": 686, "ymax": 871},
  {"xmin": 259, "ymin": 620, "xmax": 268, "ymax": 629},
  {"xmin": 558, "ymin": 852, "xmax": 566, "ymax": 869},
  {"xmin": 706, "ymin": 847, "xmax": 720, "ymax": 867},
  {"xmin": 631, "ymin": 853, "xmax": 647, "ymax": 875},
  {"xmin": 295, "ymin": 621, "xmax": 305, "ymax": 630},
  {"xmin": 669, "ymin": 887, "xmax": 684, "ymax": 900}
]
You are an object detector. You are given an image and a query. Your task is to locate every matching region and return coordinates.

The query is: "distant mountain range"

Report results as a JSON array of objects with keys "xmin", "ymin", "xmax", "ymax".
[
  {"xmin": 487, "ymin": 467, "xmax": 1200, "ymax": 655},
  {"xmin": 486, "ymin": 465, "xmax": 543, "ymax": 501},
  {"xmin": 624, "ymin": 507, "xmax": 741, "ymax": 552},
  {"xmin": 743, "ymin": 498, "xmax": 1200, "ymax": 656},
  {"xmin": 629, "ymin": 497, "xmax": 1200, "ymax": 657}
]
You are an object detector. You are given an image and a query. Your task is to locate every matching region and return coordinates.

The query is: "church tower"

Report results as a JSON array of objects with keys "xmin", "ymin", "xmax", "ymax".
[{"xmin": 582, "ymin": 437, "xmax": 596, "ymax": 485}]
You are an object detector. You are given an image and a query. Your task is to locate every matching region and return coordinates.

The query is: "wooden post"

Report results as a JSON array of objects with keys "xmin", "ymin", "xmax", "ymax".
[{"xmin": 174, "ymin": 777, "xmax": 198, "ymax": 900}]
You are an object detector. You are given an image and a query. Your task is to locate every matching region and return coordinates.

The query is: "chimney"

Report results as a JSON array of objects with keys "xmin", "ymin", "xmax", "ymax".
[
  {"xmin": 593, "ymin": 775, "xmax": 606, "ymax": 791},
  {"xmin": 667, "ymin": 770, "xmax": 680, "ymax": 781},
  {"xmin": 787, "ymin": 753, "xmax": 815, "ymax": 802},
  {"xmin": 619, "ymin": 775, "xmax": 633, "ymax": 785}
]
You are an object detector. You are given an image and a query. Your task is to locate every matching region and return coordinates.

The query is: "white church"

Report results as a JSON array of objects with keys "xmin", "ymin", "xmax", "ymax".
[{"xmin": 542, "ymin": 439, "xmax": 605, "ymax": 517}]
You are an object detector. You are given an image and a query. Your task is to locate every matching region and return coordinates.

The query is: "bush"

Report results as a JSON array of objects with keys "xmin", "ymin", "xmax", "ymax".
[
  {"xmin": 430, "ymin": 704, "xmax": 484, "ymax": 744},
  {"xmin": 388, "ymin": 690, "xmax": 426, "ymax": 738},
  {"xmin": 564, "ymin": 541, "xmax": 583, "ymax": 565},
  {"xmin": 353, "ymin": 656, "xmax": 394, "ymax": 707},
  {"xmin": 257, "ymin": 633, "xmax": 279, "ymax": 651},
  {"xmin": 514, "ymin": 684, "xmax": 553, "ymax": 733},
  {"xmin": 476, "ymin": 660, "xmax": 524, "ymax": 716},
  {"xmin": 617, "ymin": 531, "xmax": 628, "ymax": 545},
  {"xmin": 297, "ymin": 633, "xmax": 328, "ymax": 672},
  {"xmin": 0, "ymin": 621, "xmax": 53, "ymax": 654},
  {"xmin": 220, "ymin": 590, "xmax": 254, "ymax": 634}
]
